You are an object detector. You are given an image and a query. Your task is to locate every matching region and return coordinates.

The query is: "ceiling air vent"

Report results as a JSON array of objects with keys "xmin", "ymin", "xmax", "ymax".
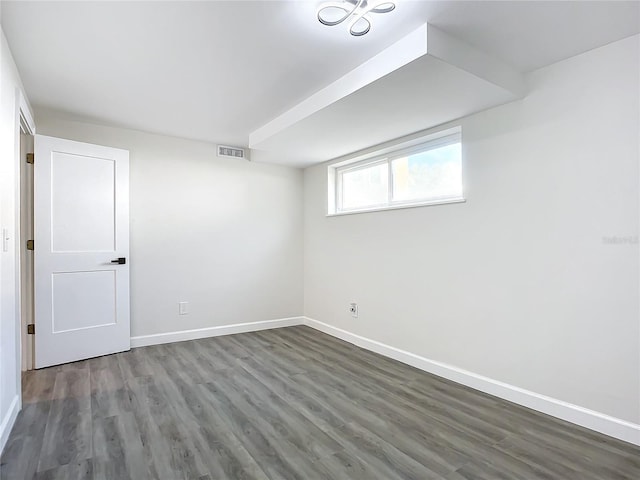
[{"xmin": 217, "ymin": 145, "xmax": 247, "ymax": 160}]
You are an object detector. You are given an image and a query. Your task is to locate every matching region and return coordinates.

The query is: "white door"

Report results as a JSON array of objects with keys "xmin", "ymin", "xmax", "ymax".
[{"xmin": 34, "ymin": 135, "xmax": 130, "ymax": 368}]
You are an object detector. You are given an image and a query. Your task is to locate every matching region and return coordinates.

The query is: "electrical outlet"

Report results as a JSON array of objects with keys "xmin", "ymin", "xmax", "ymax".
[
  {"xmin": 349, "ymin": 302, "xmax": 358, "ymax": 318},
  {"xmin": 178, "ymin": 302, "xmax": 189, "ymax": 315}
]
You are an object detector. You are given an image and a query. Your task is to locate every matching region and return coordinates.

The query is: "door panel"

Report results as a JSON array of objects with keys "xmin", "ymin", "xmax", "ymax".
[
  {"xmin": 35, "ymin": 135, "xmax": 130, "ymax": 368},
  {"xmin": 52, "ymin": 270, "xmax": 116, "ymax": 332},
  {"xmin": 51, "ymin": 152, "xmax": 116, "ymax": 252}
]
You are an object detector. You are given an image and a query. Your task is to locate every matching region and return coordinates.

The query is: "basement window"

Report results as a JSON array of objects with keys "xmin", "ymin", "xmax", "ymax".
[{"xmin": 328, "ymin": 128, "xmax": 464, "ymax": 215}]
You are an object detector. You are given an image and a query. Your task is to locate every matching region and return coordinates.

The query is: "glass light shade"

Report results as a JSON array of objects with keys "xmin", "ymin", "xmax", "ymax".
[{"xmin": 317, "ymin": 0, "xmax": 396, "ymax": 36}]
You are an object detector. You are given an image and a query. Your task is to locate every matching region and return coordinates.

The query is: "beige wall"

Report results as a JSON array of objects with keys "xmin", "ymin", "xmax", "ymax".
[
  {"xmin": 35, "ymin": 111, "xmax": 304, "ymax": 338},
  {"xmin": 304, "ymin": 35, "xmax": 640, "ymax": 424}
]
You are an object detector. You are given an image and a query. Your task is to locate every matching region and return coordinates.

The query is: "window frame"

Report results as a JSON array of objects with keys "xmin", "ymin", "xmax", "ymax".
[
  {"xmin": 336, "ymin": 157, "xmax": 390, "ymax": 213},
  {"xmin": 329, "ymin": 128, "xmax": 465, "ymax": 216}
]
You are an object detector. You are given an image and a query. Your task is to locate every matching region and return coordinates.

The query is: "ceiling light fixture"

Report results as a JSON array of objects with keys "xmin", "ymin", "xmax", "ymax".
[{"xmin": 317, "ymin": 0, "xmax": 396, "ymax": 37}]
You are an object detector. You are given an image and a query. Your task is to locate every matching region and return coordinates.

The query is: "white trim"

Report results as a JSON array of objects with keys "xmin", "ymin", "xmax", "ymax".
[
  {"xmin": 18, "ymin": 89, "xmax": 35, "ymax": 135},
  {"xmin": 15, "ymin": 89, "xmax": 33, "ymax": 408},
  {"xmin": 0, "ymin": 395, "xmax": 20, "ymax": 455},
  {"xmin": 130, "ymin": 316, "xmax": 305, "ymax": 348},
  {"xmin": 328, "ymin": 197, "xmax": 466, "ymax": 217},
  {"xmin": 303, "ymin": 317, "xmax": 640, "ymax": 446}
]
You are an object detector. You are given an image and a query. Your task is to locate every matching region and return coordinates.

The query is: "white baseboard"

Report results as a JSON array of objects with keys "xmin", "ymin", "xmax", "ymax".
[
  {"xmin": 130, "ymin": 316, "xmax": 305, "ymax": 348},
  {"xmin": 0, "ymin": 395, "xmax": 20, "ymax": 455},
  {"xmin": 303, "ymin": 317, "xmax": 640, "ymax": 446}
]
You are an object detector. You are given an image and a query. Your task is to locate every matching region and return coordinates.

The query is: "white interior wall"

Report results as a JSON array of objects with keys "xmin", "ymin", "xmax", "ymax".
[
  {"xmin": 34, "ymin": 112, "xmax": 304, "ymax": 340},
  {"xmin": 304, "ymin": 35, "xmax": 640, "ymax": 426},
  {"xmin": 0, "ymin": 27, "xmax": 33, "ymax": 451}
]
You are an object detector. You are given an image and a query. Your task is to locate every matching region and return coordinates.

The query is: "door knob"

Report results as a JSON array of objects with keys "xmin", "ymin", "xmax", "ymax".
[{"xmin": 111, "ymin": 257, "xmax": 126, "ymax": 264}]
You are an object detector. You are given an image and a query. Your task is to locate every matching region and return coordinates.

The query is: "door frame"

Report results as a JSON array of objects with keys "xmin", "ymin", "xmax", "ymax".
[
  {"xmin": 16, "ymin": 89, "xmax": 36, "ymax": 384},
  {"xmin": 19, "ymin": 118, "xmax": 35, "ymax": 371}
]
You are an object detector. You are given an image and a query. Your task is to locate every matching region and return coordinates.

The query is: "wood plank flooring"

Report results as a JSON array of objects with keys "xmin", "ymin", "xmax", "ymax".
[{"xmin": 1, "ymin": 326, "xmax": 638, "ymax": 479}]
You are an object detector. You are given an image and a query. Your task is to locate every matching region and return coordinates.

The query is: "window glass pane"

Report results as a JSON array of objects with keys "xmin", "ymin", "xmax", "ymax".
[
  {"xmin": 341, "ymin": 162, "xmax": 388, "ymax": 210},
  {"xmin": 391, "ymin": 143, "xmax": 462, "ymax": 202}
]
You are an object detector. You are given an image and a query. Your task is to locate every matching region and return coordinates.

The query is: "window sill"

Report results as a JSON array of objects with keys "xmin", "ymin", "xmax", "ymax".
[{"xmin": 327, "ymin": 197, "xmax": 466, "ymax": 217}]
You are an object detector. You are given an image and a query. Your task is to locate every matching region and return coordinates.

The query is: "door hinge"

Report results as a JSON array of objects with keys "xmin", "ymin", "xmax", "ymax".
[
  {"xmin": 26, "ymin": 153, "xmax": 34, "ymax": 164},
  {"xmin": 26, "ymin": 239, "xmax": 34, "ymax": 250},
  {"xmin": 27, "ymin": 324, "xmax": 35, "ymax": 335}
]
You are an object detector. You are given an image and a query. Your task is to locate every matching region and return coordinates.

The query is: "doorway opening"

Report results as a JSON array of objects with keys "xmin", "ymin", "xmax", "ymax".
[
  {"xmin": 19, "ymin": 99, "xmax": 35, "ymax": 372},
  {"xmin": 19, "ymin": 130, "xmax": 34, "ymax": 371}
]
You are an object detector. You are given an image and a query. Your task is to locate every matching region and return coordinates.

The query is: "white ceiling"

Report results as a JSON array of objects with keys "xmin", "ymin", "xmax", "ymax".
[{"xmin": 2, "ymin": 1, "xmax": 638, "ymax": 161}]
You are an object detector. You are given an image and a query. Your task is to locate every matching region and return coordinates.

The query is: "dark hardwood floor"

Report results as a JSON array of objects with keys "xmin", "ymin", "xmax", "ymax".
[{"xmin": 1, "ymin": 325, "xmax": 638, "ymax": 479}]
